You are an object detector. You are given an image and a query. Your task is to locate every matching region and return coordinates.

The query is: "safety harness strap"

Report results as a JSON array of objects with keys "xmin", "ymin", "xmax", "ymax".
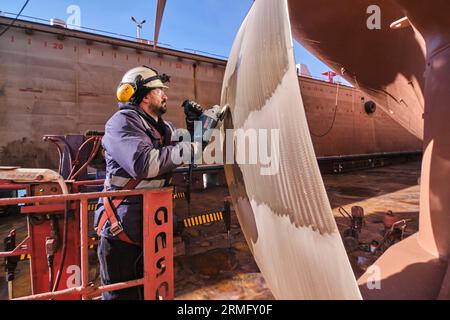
[
  {"xmin": 97, "ymin": 178, "xmax": 143, "ymax": 246},
  {"xmin": 136, "ymin": 113, "xmax": 164, "ymax": 145}
]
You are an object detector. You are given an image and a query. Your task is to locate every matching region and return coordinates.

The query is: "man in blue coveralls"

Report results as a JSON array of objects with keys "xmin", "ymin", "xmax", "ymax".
[{"xmin": 94, "ymin": 66, "xmax": 201, "ymax": 299}]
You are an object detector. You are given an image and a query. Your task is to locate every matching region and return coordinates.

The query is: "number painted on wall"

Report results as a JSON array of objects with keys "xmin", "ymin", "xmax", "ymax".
[{"xmin": 53, "ymin": 43, "xmax": 64, "ymax": 50}]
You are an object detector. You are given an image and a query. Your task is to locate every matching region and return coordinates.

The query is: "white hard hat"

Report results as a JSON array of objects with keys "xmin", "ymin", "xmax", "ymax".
[{"xmin": 116, "ymin": 65, "xmax": 170, "ymax": 102}]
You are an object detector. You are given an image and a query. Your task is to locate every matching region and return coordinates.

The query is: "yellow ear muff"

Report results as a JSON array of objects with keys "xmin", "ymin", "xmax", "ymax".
[{"xmin": 116, "ymin": 83, "xmax": 135, "ymax": 102}]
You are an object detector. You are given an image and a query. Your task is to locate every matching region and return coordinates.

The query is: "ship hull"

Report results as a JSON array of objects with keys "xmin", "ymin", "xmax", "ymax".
[{"xmin": 288, "ymin": 0, "xmax": 426, "ymax": 139}]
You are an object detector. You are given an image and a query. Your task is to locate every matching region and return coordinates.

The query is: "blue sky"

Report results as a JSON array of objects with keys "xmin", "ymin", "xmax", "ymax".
[{"xmin": 1, "ymin": 0, "xmax": 337, "ymax": 80}]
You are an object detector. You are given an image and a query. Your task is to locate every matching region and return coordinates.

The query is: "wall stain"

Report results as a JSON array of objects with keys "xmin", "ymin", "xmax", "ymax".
[{"xmin": 0, "ymin": 138, "xmax": 57, "ymax": 169}]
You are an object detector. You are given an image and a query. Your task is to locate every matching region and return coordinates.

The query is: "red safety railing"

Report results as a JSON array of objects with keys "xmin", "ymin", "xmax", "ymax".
[{"xmin": 0, "ymin": 186, "xmax": 174, "ymax": 300}]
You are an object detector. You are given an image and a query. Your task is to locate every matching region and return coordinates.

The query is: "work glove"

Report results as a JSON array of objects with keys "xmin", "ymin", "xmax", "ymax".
[{"xmin": 182, "ymin": 100, "xmax": 203, "ymax": 140}]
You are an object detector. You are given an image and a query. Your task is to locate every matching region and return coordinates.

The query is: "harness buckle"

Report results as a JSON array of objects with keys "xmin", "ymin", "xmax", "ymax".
[{"xmin": 110, "ymin": 221, "xmax": 124, "ymax": 236}]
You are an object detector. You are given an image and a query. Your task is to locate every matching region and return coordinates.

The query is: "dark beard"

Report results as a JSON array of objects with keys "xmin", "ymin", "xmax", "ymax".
[
  {"xmin": 159, "ymin": 104, "xmax": 167, "ymax": 115},
  {"xmin": 152, "ymin": 103, "xmax": 167, "ymax": 116}
]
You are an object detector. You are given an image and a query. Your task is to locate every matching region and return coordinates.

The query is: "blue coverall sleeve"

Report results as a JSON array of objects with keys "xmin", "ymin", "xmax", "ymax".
[{"xmin": 103, "ymin": 111, "xmax": 190, "ymax": 179}]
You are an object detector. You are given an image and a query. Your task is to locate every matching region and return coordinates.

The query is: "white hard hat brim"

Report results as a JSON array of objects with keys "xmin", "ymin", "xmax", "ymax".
[{"xmin": 144, "ymin": 81, "xmax": 169, "ymax": 90}]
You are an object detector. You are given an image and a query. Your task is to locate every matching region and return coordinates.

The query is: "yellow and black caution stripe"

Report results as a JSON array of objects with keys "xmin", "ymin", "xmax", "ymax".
[
  {"xmin": 87, "ymin": 202, "xmax": 97, "ymax": 211},
  {"xmin": 183, "ymin": 211, "xmax": 224, "ymax": 228},
  {"xmin": 173, "ymin": 192, "xmax": 186, "ymax": 200},
  {"xmin": 19, "ymin": 254, "xmax": 31, "ymax": 261}
]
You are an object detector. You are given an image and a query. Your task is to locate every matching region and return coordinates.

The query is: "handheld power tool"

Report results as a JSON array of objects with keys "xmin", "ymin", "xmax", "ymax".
[{"xmin": 181, "ymin": 100, "xmax": 229, "ymax": 216}]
